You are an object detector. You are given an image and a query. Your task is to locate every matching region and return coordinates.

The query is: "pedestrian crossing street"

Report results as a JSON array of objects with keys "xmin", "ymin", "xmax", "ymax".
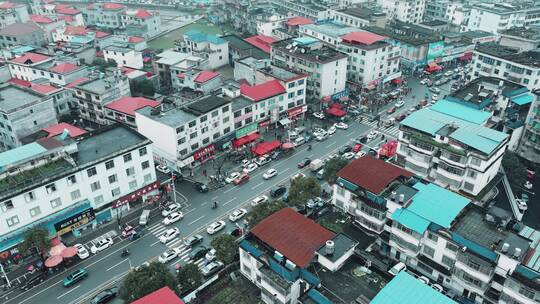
[{"xmin": 357, "ymin": 119, "xmax": 400, "ymax": 138}]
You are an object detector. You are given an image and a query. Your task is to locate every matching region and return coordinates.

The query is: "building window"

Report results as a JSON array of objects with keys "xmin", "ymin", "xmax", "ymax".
[
  {"xmin": 518, "ymin": 286, "xmax": 535, "ymax": 299},
  {"xmin": 190, "ymin": 132, "xmax": 197, "ymax": 139},
  {"xmin": 441, "ymin": 255, "xmax": 454, "ymax": 267},
  {"xmin": 191, "ymin": 143, "xmax": 199, "ymax": 150},
  {"xmin": 188, "ymin": 121, "xmax": 196, "ymax": 128},
  {"xmin": 50, "ymin": 198, "xmax": 62, "ymax": 208},
  {"xmin": 200, "ymin": 115, "xmax": 207, "ymax": 122},
  {"xmin": 87, "ymin": 167, "xmax": 97, "ymax": 177},
  {"xmin": 90, "ymin": 181, "xmax": 101, "ymax": 191},
  {"xmin": 446, "ymin": 242, "xmax": 459, "ymax": 252},
  {"xmin": 463, "ymin": 182, "xmax": 475, "ymax": 191},
  {"xmin": 427, "ymin": 232, "xmax": 438, "ymax": 242},
  {"xmin": 29, "ymin": 206, "xmax": 41, "ymax": 217},
  {"xmin": 144, "ymin": 173, "xmax": 152, "ymax": 183},
  {"xmin": 108, "ymin": 174, "xmax": 118, "ymax": 184},
  {"xmin": 129, "ymin": 180, "xmax": 137, "ymax": 190},
  {"xmin": 45, "ymin": 183, "xmax": 57, "ymax": 194},
  {"xmin": 423, "ymin": 246, "xmax": 435, "ymax": 258},
  {"xmin": 142, "ymin": 160, "xmax": 150, "ymax": 170},
  {"xmin": 105, "ymin": 160, "xmax": 115, "ymax": 170},
  {"xmin": 139, "ymin": 147, "xmax": 147, "ymax": 156},
  {"xmin": 111, "ymin": 187, "xmax": 121, "ymax": 197},
  {"xmin": 126, "ymin": 167, "xmax": 135, "ymax": 176},
  {"xmin": 0, "ymin": 200, "xmax": 14, "ymax": 212},
  {"xmin": 6, "ymin": 215, "xmax": 19, "ymax": 227},
  {"xmin": 94, "ymin": 195, "xmax": 104, "ymax": 205},
  {"xmin": 70, "ymin": 190, "xmax": 81, "ymax": 200},
  {"xmin": 67, "ymin": 175, "xmax": 77, "ymax": 185},
  {"xmin": 123, "ymin": 153, "xmax": 132, "ymax": 162},
  {"xmin": 178, "ymin": 137, "xmax": 186, "ymax": 145},
  {"xmin": 24, "ymin": 191, "xmax": 36, "ymax": 203}
]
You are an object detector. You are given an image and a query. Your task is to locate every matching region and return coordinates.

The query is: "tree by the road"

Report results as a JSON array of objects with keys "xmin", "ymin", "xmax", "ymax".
[
  {"xmin": 502, "ymin": 151, "xmax": 527, "ymax": 187},
  {"xmin": 19, "ymin": 227, "xmax": 50, "ymax": 261},
  {"xmin": 322, "ymin": 158, "xmax": 348, "ymax": 184},
  {"xmin": 288, "ymin": 176, "xmax": 321, "ymax": 207},
  {"xmin": 210, "ymin": 235, "xmax": 238, "ymax": 264},
  {"xmin": 119, "ymin": 261, "xmax": 179, "ymax": 302},
  {"xmin": 177, "ymin": 263, "xmax": 203, "ymax": 294},
  {"xmin": 246, "ymin": 200, "xmax": 286, "ymax": 227}
]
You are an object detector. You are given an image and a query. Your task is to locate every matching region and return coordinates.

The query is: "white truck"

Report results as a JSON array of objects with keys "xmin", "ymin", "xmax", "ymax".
[{"xmin": 309, "ymin": 159, "xmax": 324, "ymax": 172}]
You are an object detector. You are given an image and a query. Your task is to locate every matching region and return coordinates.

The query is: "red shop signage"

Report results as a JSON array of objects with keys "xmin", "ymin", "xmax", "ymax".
[
  {"xmin": 259, "ymin": 119, "xmax": 271, "ymax": 127},
  {"xmin": 112, "ymin": 181, "xmax": 160, "ymax": 209},
  {"xmin": 193, "ymin": 143, "xmax": 216, "ymax": 161},
  {"xmin": 288, "ymin": 106, "xmax": 305, "ymax": 118}
]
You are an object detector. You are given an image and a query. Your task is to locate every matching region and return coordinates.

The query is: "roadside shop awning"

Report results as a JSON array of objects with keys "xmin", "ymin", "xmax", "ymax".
[
  {"xmin": 61, "ymin": 247, "xmax": 78, "ymax": 258},
  {"xmin": 326, "ymin": 107, "xmax": 347, "ymax": 117},
  {"xmin": 45, "ymin": 255, "xmax": 63, "ymax": 268},
  {"xmin": 425, "ymin": 62, "xmax": 442, "ymax": 73},
  {"xmin": 279, "ymin": 118, "xmax": 291, "ymax": 125},
  {"xmin": 233, "ymin": 132, "xmax": 260, "ymax": 148},
  {"xmin": 251, "ymin": 140, "xmax": 281, "ymax": 156},
  {"xmin": 392, "ymin": 78, "xmax": 402, "ymax": 84},
  {"xmin": 459, "ymin": 52, "xmax": 473, "ymax": 61},
  {"xmin": 282, "ymin": 142, "xmax": 295, "ymax": 149}
]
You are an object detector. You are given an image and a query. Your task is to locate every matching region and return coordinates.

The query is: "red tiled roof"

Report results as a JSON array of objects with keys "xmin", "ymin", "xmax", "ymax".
[
  {"xmin": 244, "ymin": 35, "xmax": 276, "ymax": 53},
  {"xmin": 56, "ymin": 6, "xmax": 80, "ymax": 15},
  {"xmin": 49, "ymin": 62, "xmax": 78, "ymax": 74},
  {"xmin": 30, "ymin": 83, "xmax": 60, "ymax": 94},
  {"xmin": 93, "ymin": 30, "xmax": 110, "ymax": 38},
  {"xmin": 105, "ymin": 96, "xmax": 160, "ymax": 116},
  {"xmin": 251, "ymin": 208, "xmax": 335, "ymax": 268},
  {"xmin": 42, "ymin": 122, "xmax": 87, "ymax": 138},
  {"xmin": 128, "ymin": 36, "xmax": 144, "ymax": 43},
  {"xmin": 11, "ymin": 52, "xmax": 51, "ymax": 64},
  {"xmin": 124, "ymin": 9, "xmax": 152, "ymax": 19},
  {"xmin": 177, "ymin": 73, "xmax": 185, "ymax": 79},
  {"xmin": 63, "ymin": 25, "xmax": 88, "ymax": 36},
  {"xmin": 0, "ymin": 2, "xmax": 21, "ymax": 9},
  {"xmin": 8, "ymin": 77, "xmax": 31, "ymax": 87},
  {"xmin": 286, "ymin": 16, "xmax": 314, "ymax": 26},
  {"xmin": 341, "ymin": 31, "xmax": 387, "ymax": 45},
  {"xmin": 240, "ymin": 79, "xmax": 285, "ymax": 102},
  {"xmin": 121, "ymin": 66, "xmax": 137, "ymax": 75},
  {"xmin": 57, "ymin": 15, "xmax": 74, "ymax": 22},
  {"xmin": 30, "ymin": 14, "xmax": 54, "ymax": 24},
  {"xmin": 131, "ymin": 287, "xmax": 184, "ymax": 304},
  {"xmin": 194, "ymin": 70, "xmax": 219, "ymax": 83},
  {"xmin": 88, "ymin": 2, "xmax": 126, "ymax": 10},
  {"xmin": 65, "ymin": 77, "xmax": 89, "ymax": 88},
  {"xmin": 337, "ymin": 155, "xmax": 413, "ymax": 194}
]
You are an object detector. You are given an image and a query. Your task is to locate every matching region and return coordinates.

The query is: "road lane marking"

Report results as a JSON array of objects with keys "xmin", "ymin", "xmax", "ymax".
[
  {"xmin": 57, "ymin": 285, "xmax": 81, "ymax": 299},
  {"xmin": 251, "ymin": 182, "xmax": 264, "ymax": 189},
  {"xmin": 346, "ymin": 131, "xmax": 355, "ymax": 137},
  {"xmin": 325, "ymin": 142, "xmax": 336, "ymax": 148},
  {"xmin": 211, "ymin": 196, "xmax": 218, "ymax": 201},
  {"xmin": 281, "ymin": 168, "xmax": 290, "ymax": 174},
  {"xmin": 150, "ymin": 239, "xmax": 161, "ymax": 247},
  {"xmin": 188, "ymin": 216, "xmax": 205, "ymax": 225},
  {"xmin": 223, "ymin": 187, "xmax": 235, "ymax": 194},
  {"xmin": 201, "ymin": 202, "xmax": 208, "ymax": 206},
  {"xmin": 106, "ymin": 258, "xmax": 128, "ymax": 271},
  {"xmin": 307, "ymin": 154, "xmax": 314, "ymax": 158},
  {"xmin": 223, "ymin": 197, "xmax": 236, "ymax": 206}
]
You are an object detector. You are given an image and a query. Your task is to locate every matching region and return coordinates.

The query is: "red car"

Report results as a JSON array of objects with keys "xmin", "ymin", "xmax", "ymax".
[
  {"xmin": 297, "ymin": 158, "xmax": 311, "ymax": 169},
  {"xmin": 396, "ymin": 114, "xmax": 407, "ymax": 122},
  {"xmin": 233, "ymin": 173, "xmax": 250, "ymax": 185},
  {"xmin": 387, "ymin": 106, "xmax": 396, "ymax": 114},
  {"xmin": 353, "ymin": 143, "xmax": 363, "ymax": 153}
]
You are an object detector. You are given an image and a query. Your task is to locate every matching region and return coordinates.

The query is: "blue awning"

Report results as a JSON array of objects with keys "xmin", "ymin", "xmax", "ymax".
[
  {"xmin": 239, "ymin": 240, "xmax": 264, "ymax": 258},
  {"xmin": 511, "ymin": 94, "xmax": 534, "ymax": 106},
  {"xmin": 307, "ymin": 289, "xmax": 333, "ymax": 304},
  {"xmin": 301, "ymin": 269, "xmax": 320, "ymax": 287},
  {"xmin": 451, "ymin": 233, "xmax": 497, "ymax": 262}
]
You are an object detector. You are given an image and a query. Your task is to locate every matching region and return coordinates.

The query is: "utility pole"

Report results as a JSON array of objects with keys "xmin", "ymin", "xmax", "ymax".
[{"xmin": 171, "ymin": 173, "xmax": 177, "ymax": 204}]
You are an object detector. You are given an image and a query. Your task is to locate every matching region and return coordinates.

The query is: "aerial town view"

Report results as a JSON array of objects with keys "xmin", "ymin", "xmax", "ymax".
[{"xmin": 0, "ymin": 0, "xmax": 539, "ymax": 303}]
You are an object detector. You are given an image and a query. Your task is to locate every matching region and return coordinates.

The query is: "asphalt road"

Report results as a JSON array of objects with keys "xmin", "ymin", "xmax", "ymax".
[{"xmin": 6, "ymin": 74, "xmax": 460, "ymax": 304}]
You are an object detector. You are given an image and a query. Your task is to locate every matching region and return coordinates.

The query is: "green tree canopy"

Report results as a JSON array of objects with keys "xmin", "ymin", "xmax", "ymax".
[
  {"xmin": 502, "ymin": 151, "xmax": 527, "ymax": 187},
  {"xmin": 119, "ymin": 261, "xmax": 179, "ymax": 302},
  {"xmin": 246, "ymin": 200, "xmax": 287, "ymax": 227},
  {"xmin": 177, "ymin": 263, "xmax": 203, "ymax": 294},
  {"xmin": 210, "ymin": 234, "xmax": 238, "ymax": 264},
  {"xmin": 322, "ymin": 158, "xmax": 348, "ymax": 184},
  {"xmin": 288, "ymin": 176, "xmax": 321, "ymax": 207},
  {"xmin": 133, "ymin": 79, "xmax": 155, "ymax": 96},
  {"xmin": 19, "ymin": 227, "xmax": 50, "ymax": 261}
]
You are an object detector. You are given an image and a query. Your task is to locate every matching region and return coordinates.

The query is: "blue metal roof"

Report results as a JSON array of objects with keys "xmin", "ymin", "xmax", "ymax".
[
  {"xmin": 450, "ymin": 123, "xmax": 508, "ymax": 155},
  {"xmin": 336, "ymin": 177, "xmax": 359, "ymax": 192},
  {"xmin": 431, "ymin": 99, "xmax": 491, "ymax": 125},
  {"xmin": 293, "ymin": 37, "xmax": 319, "ymax": 46},
  {"xmin": 392, "ymin": 208, "xmax": 430, "ymax": 235},
  {"xmin": 451, "ymin": 233, "xmax": 497, "ymax": 262},
  {"xmin": 185, "ymin": 30, "xmax": 226, "ymax": 44},
  {"xmin": 371, "ymin": 271, "xmax": 457, "ymax": 304},
  {"xmin": 511, "ymin": 94, "xmax": 534, "ymax": 106},
  {"xmin": 239, "ymin": 240, "xmax": 264, "ymax": 258},
  {"xmin": 515, "ymin": 264, "xmax": 540, "ymax": 280},
  {"xmin": 307, "ymin": 289, "xmax": 333, "ymax": 304},
  {"xmin": 0, "ymin": 143, "xmax": 47, "ymax": 172}
]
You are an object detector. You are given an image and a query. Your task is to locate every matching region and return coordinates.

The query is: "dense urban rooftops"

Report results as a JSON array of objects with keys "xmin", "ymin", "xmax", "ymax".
[
  {"xmin": 300, "ymin": 22, "xmax": 358, "ymax": 39},
  {"xmin": 137, "ymin": 106, "xmax": 196, "ymax": 128},
  {"xmin": 338, "ymin": 6, "xmax": 386, "ymax": 20},
  {"xmin": 363, "ymin": 26, "xmax": 441, "ymax": 46},
  {"xmin": 184, "ymin": 30, "xmax": 226, "ymax": 45},
  {"xmin": 258, "ymin": 64, "xmax": 305, "ymax": 82},
  {"xmin": 273, "ymin": 38, "xmax": 348, "ymax": 63},
  {"xmin": 0, "ymin": 85, "xmax": 46, "ymax": 113},
  {"xmin": 105, "ymin": 96, "xmax": 160, "ymax": 116},
  {"xmin": 185, "ymin": 95, "xmax": 230, "ymax": 114},
  {"xmin": 475, "ymin": 43, "xmax": 540, "ymax": 68},
  {"xmin": 500, "ymin": 26, "xmax": 540, "ymax": 40}
]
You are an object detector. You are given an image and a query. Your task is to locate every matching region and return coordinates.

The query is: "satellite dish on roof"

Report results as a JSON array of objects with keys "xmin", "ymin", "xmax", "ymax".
[
  {"xmin": 301, "ymin": 48, "xmax": 306, "ymax": 53},
  {"xmin": 286, "ymin": 44, "xmax": 292, "ymax": 49}
]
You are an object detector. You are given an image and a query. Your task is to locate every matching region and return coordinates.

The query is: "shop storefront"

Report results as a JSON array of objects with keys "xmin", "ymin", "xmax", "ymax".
[
  {"xmin": 110, "ymin": 181, "xmax": 160, "ymax": 220},
  {"xmin": 193, "ymin": 143, "xmax": 216, "ymax": 163},
  {"xmin": 54, "ymin": 208, "xmax": 96, "ymax": 236}
]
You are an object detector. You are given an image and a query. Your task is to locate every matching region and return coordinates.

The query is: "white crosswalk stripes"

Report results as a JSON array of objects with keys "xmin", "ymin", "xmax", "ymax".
[{"xmin": 360, "ymin": 120, "xmax": 400, "ymax": 137}]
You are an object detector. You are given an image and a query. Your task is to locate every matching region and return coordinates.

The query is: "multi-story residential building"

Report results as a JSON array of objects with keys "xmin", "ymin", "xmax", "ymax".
[
  {"xmin": 104, "ymin": 96, "xmax": 160, "ymax": 128},
  {"xmin": 173, "ymin": 70, "xmax": 222, "ymax": 95},
  {"xmin": 469, "ymin": 43, "xmax": 540, "ymax": 91},
  {"xmin": 252, "ymin": 8, "xmax": 290, "ymax": 37},
  {"xmin": 135, "ymin": 95, "xmax": 234, "ymax": 171},
  {"xmin": 221, "ymin": 34, "xmax": 270, "ymax": 65},
  {"xmin": 0, "ymin": 124, "xmax": 158, "ymax": 254},
  {"xmin": 298, "ymin": 21, "xmax": 358, "ymax": 47},
  {"xmin": 7, "ymin": 52, "xmax": 88, "ymax": 86},
  {"xmin": 20, "ymin": 122, "xmax": 87, "ymax": 145},
  {"xmin": 177, "ymin": 30, "xmax": 229, "ymax": 70},
  {"xmin": 0, "ymin": 1, "xmax": 29, "ymax": 28},
  {"xmin": 0, "ymin": 21, "xmax": 47, "ymax": 48},
  {"xmin": 8, "ymin": 78, "xmax": 73, "ymax": 118},
  {"xmin": 377, "ymin": 0, "xmax": 426, "ymax": 24},
  {"xmin": 499, "ymin": 26, "xmax": 540, "ymax": 52},
  {"xmin": 424, "ymin": 0, "xmax": 469, "ymax": 29},
  {"xmin": 271, "ymin": 0, "xmax": 332, "ymax": 20},
  {"xmin": 153, "ymin": 50, "xmax": 207, "ymax": 90},
  {"xmin": 72, "ymin": 73, "xmax": 130, "ymax": 125},
  {"xmin": 338, "ymin": 31, "xmax": 401, "ymax": 89},
  {"xmin": 83, "ymin": 2, "xmax": 126, "ymax": 29},
  {"xmin": 103, "ymin": 45, "xmax": 143, "ymax": 69},
  {"xmin": 331, "ymin": 5, "xmax": 387, "ymax": 28},
  {"xmin": 51, "ymin": 25, "xmax": 111, "ymax": 45},
  {"xmin": 463, "ymin": 3, "xmax": 527, "ymax": 34},
  {"xmin": 518, "ymin": 90, "xmax": 540, "ymax": 165},
  {"xmin": 35, "ymin": 2, "xmax": 85, "ymax": 26},
  {"xmin": 397, "ymin": 100, "xmax": 509, "ymax": 196},
  {"xmin": 271, "ymin": 37, "xmax": 348, "ymax": 99},
  {"xmin": 0, "ymin": 84, "xmax": 58, "ymax": 152},
  {"xmin": 244, "ymin": 35, "xmax": 276, "ymax": 54},
  {"xmin": 240, "ymin": 207, "xmax": 356, "ymax": 304},
  {"xmin": 29, "ymin": 14, "xmax": 66, "ymax": 42},
  {"xmin": 121, "ymin": 9, "xmax": 161, "ymax": 39}
]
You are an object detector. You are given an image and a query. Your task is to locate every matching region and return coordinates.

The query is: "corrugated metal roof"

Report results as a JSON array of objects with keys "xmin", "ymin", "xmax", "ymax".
[
  {"xmin": 0, "ymin": 143, "xmax": 47, "ymax": 171},
  {"xmin": 391, "ymin": 208, "xmax": 430, "ymax": 235},
  {"xmin": 511, "ymin": 93, "xmax": 534, "ymax": 106},
  {"xmin": 430, "ymin": 99, "xmax": 491, "ymax": 125}
]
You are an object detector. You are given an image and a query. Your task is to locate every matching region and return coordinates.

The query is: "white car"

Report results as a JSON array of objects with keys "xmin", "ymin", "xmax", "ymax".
[
  {"xmin": 334, "ymin": 122, "xmax": 348, "ymax": 129},
  {"xmin": 201, "ymin": 261, "xmax": 224, "ymax": 277},
  {"xmin": 367, "ymin": 131, "xmax": 378, "ymax": 140},
  {"xmin": 313, "ymin": 128, "xmax": 327, "ymax": 137},
  {"xmin": 432, "ymin": 94, "xmax": 439, "ymax": 100},
  {"xmin": 327, "ymin": 126, "xmax": 336, "ymax": 135},
  {"xmin": 516, "ymin": 198, "xmax": 528, "ymax": 211},
  {"xmin": 524, "ymin": 180, "xmax": 533, "ymax": 190},
  {"xmin": 255, "ymin": 156, "xmax": 271, "ymax": 166},
  {"xmin": 74, "ymin": 244, "xmax": 89, "ymax": 259},
  {"xmin": 388, "ymin": 262, "xmax": 406, "ymax": 276},
  {"xmin": 225, "ymin": 172, "xmax": 240, "ymax": 184},
  {"xmin": 240, "ymin": 159, "xmax": 251, "ymax": 168},
  {"xmin": 156, "ymin": 164, "xmax": 170, "ymax": 174},
  {"xmin": 206, "ymin": 220, "xmax": 226, "ymax": 235},
  {"xmin": 229, "ymin": 208, "xmax": 247, "ymax": 222},
  {"xmin": 90, "ymin": 238, "xmax": 113, "ymax": 254},
  {"xmin": 432, "ymin": 284, "xmax": 444, "ymax": 293},
  {"xmin": 355, "ymin": 151, "xmax": 367, "ymax": 159},
  {"xmin": 418, "ymin": 276, "xmax": 430, "ymax": 284},
  {"xmin": 251, "ymin": 195, "xmax": 268, "ymax": 206},
  {"xmin": 291, "ymin": 172, "xmax": 306, "ymax": 180},
  {"xmin": 395, "ymin": 100, "xmax": 405, "ymax": 108},
  {"xmin": 243, "ymin": 163, "xmax": 258, "ymax": 173},
  {"xmin": 313, "ymin": 112, "xmax": 325, "ymax": 119},
  {"xmin": 159, "ymin": 227, "xmax": 180, "ymax": 243},
  {"xmin": 342, "ymin": 152, "xmax": 356, "ymax": 160},
  {"xmin": 162, "ymin": 211, "xmax": 184, "ymax": 225},
  {"xmin": 263, "ymin": 168, "xmax": 278, "ymax": 180},
  {"xmin": 205, "ymin": 248, "xmax": 216, "ymax": 261},
  {"xmin": 420, "ymin": 79, "xmax": 428, "ymax": 85},
  {"xmin": 158, "ymin": 248, "xmax": 181, "ymax": 264},
  {"xmin": 161, "ymin": 203, "xmax": 181, "ymax": 217}
]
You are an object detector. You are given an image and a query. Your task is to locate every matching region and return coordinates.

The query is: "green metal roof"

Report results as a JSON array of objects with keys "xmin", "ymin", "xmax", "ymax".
[
  {"xmin": 391, "ymin": 208, "xmax": 430, "ymax": 235},
  {"xmin": 371, "ymin": 271, "xmax": 457, "ymax": 304},
  {"xmin": 511, "ymin": 94, "xmax": 534, "ymax": 106},
  {"xmin": 408, "ymin": 183, "xmax": 470, "ymax": 229},
  {"xmin": 0, "ymin": 143, "xmax": 47, "ymax": 172},
  {"xmin": 431, "ymin": 100, "xmax": 491, "ymax": 125}
]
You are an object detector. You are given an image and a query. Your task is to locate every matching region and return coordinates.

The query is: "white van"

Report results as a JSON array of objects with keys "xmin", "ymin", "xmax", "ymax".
[
  {"xmin": 388, "ymin": 262, "xmax": 407, "ymax": 276},
  {"xmin": 139, "ymin": 209, "xmax": 151, "ymax": 226},
  {"xmin": 294, "ymin": 136, "xmax": 305, "ymax": 146}
]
